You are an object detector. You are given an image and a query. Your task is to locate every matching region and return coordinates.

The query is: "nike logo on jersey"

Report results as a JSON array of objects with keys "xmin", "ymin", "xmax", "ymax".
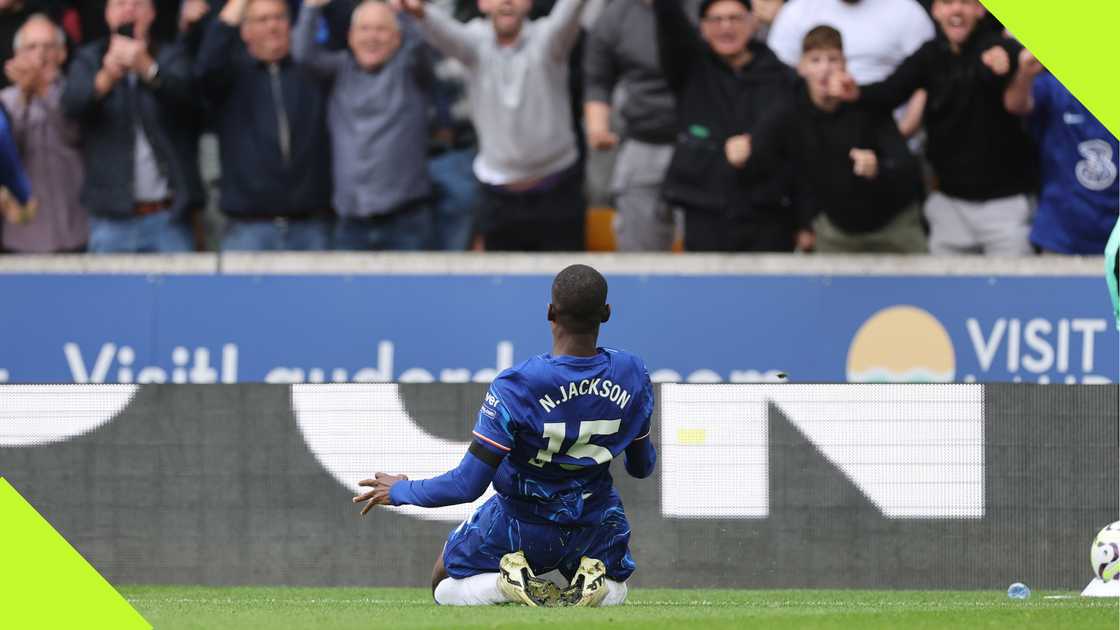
[
  {"xmin": 538, "ymin": 378, "xmax": 633, "ymax": 412},
  {"xmin": 1064, "ymin": 112, "xmax": 1085, "ymax": 125}
]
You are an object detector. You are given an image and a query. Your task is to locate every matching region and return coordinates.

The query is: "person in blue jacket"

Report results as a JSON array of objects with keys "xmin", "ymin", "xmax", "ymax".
[
  {"xmin": 0, "ymin": 104, "xmax": 33, "ymax": 229},
  {"xmin": 1004, "ymin": 48, "xmax": 1118, "ymax": 255}
]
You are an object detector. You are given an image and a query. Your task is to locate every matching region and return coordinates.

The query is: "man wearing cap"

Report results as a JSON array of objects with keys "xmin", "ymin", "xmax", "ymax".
[{"xmin": 653, "ymin": 0, "xmax": 801, "ymax": 252}]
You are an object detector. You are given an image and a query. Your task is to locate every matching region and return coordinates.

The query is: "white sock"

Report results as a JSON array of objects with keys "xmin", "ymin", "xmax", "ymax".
[
  {"xmin": 600, "ymin": 579, "xmax": 628, "ymax": 606},
  {"xmin": 433, "ymin": 573, "xmax": 510, "ymax": 606}
]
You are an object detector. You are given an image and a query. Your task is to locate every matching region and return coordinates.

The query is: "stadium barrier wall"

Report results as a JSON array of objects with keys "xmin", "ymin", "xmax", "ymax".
[
  {"xmin": 0, "ymin": 253, "xmax": 1115, "ymax": 385},
  {"xmin": 0, "ymin": 383, "xmax": 1114, "ymax": 589}
]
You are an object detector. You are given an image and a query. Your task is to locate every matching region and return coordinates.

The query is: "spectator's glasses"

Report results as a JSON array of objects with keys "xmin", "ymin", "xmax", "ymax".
[{"xmin": 701, "ymin": 14, "xmax": 750, "ymax": 26}]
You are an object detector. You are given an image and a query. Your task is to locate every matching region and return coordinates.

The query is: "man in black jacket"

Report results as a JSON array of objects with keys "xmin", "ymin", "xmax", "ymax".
[
  {"xmin": 62, "ymin": 0, "xmax": 202, "ymax": 253},
  {"xmin": 195, "ymin": 0, "xmax": 332, "ymax": 251},
  {"xmin": 653, "ymin": 0, "xmax": 800, "ymax": 252},
  {"xmin": 830, "ymin": 0, "xmax": 1036, "ymax": 255},
  {"xmin": 755, "ymin": 25, "xmax": 925, "ymax": 253}
]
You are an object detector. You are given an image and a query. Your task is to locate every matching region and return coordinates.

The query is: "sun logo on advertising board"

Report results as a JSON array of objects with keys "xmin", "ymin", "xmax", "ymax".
[{"xmin": 846, "ymin": 306, "xmax": 955, "ymax": 382}]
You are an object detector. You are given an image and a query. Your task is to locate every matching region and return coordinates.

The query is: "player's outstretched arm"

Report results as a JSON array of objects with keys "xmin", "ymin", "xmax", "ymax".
[{"xmin": 352, "ymin": 441, "xmax": 505, "ymax": 514}]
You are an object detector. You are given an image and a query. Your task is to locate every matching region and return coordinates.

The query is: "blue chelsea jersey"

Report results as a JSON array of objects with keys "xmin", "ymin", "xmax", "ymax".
[
  {"xmin": 471, "ymin": 347, "xmax": 655, "ymax": 525},
  {"xmin": 1028, "ymin": 72, "xmax": 1119, "ymax": 254}
]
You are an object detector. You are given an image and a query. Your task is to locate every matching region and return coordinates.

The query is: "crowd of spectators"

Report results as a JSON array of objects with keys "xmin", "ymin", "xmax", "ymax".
[{"xmin": 0, "ymin": 0, "xmax": 1115, "ymax": 254}]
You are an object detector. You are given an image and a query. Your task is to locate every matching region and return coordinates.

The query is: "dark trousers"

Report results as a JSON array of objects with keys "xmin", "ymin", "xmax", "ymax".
[
  {"xmin": 684, "ymin": 209, "xmax": 795, "ymax": 252},
  {"xmin": 480, "ymin": 166, "xmax": 585, "ymax": 252}
]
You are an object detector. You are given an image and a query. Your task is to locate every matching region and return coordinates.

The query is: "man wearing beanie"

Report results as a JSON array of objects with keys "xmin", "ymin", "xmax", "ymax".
[{"xmin": 653, "ymin": 0, "xmax": 802, "ymax": 251}]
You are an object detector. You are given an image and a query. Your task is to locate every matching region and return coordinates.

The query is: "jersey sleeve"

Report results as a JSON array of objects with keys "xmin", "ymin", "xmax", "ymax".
[
  {"xmin": 388, "ymin": 447, "xmax": 497, "ymax": 507},
  {"xmin": 635, "ymin": 372, "xmax": 654, "ymax": 437},
  {"xmin": 0, "ymin": 112, "xmax": 30, "ymax": 204},
  {"xmin": 625, "ymin": 364, "xmax": 657, "ymax": 478},
  {"xmin": 472, "ymin": 382, "xmax": 516, "ymax": 455},
  {"xmin": 388, "ymin": 381, "xmax": 519, "ymax": 508}
]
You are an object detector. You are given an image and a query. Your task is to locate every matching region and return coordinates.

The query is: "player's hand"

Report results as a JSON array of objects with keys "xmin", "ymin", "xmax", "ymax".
[
  {"xmin": 352, "ymin": 472, "xmax": 409, "ymax": 515},
  {"xmin": 827, "ymin": 70, "xmax": 858, "ymax": 102},
  {"xmin": 724, "ymin": 133, "xmax": 751, "ymax": 169},
  {"xmin": 980, "ymin": 45, "xmax": 1010, "ymax": 76},
  {"xmin": 849, "ymin": 148, "xmax": 878, "ymax": 179},
  {"xmin": 1017, "ymin": 48, "xmax": 1044, "ymax": 77}
]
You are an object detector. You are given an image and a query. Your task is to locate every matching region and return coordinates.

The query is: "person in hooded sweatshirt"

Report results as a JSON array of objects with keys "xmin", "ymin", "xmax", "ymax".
[{"xmin": 653, "ymin": 0, "xmax": 801, "ymax": 252}]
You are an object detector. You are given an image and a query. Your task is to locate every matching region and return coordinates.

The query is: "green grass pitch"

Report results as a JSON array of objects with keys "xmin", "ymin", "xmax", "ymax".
[{"xmin": 121, "ymin": 586, "xmax": 1118, "ymax": 629}]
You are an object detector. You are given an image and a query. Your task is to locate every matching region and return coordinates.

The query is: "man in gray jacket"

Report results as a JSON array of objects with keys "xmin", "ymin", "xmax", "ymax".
[
  {"xmin": 295, "ymin": 0, "xmax": 433, "ymax": 250},
  {"xmin": 394, "ymin": 0, "xmax": 587, "ymax": 251},
  {"xmin": 583, "ymin": 0, "xmax": 681, "ymax": 251}
]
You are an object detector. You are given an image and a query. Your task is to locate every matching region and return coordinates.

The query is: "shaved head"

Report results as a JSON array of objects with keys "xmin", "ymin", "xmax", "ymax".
[{"xmin": 550, "ymin": 265, "xmax": 609, "ymax": 334}]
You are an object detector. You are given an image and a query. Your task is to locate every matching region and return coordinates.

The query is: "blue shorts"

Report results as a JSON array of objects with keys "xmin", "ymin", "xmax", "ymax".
[{"xmin": 442, "ymin": 494, "xmax": 636, "ymax": 582}]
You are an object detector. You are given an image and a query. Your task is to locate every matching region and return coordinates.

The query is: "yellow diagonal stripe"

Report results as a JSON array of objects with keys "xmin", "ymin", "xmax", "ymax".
[
  {"xmin": 982, "ymin": 0, "xmax": 1120, "ymax": 136},
  {"xmin": 0, "ymin": 478, "xmax": 150, "ymax": 629}
]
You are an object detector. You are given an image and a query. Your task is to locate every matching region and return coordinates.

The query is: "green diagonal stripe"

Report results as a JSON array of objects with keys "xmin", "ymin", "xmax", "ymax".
[
  {"xmin": 981, "ymin": 0, "xmax": 1120, "ymax": 136},
  {"xmin": 0, "ymin": 478, "xmax": 150, "ymax": 629}
]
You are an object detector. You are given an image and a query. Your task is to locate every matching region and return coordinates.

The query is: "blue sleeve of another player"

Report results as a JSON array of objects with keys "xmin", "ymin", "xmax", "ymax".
[
  {"xmin": 624, "ymin": 372, "xmax": 657, "ymax": 479},
  {"xmin": 0, "ymin": 113, "xmax": 30, "ymax": 203},
  {"xmin": 388, "ymin": 444, "xmax": 502, "ymax": 507}
]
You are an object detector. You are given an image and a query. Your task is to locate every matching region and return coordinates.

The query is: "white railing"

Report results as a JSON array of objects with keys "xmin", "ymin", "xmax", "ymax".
[{"xmin": 0, "ymin": 252, "xmax": 1106, "ymax": 276}]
